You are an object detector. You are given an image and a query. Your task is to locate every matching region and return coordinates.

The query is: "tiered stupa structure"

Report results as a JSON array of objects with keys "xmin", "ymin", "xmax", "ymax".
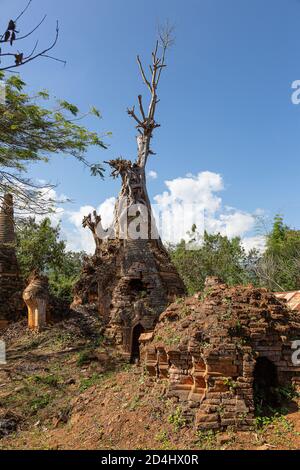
[
  {"xmin": 0, "ymin": 194, "xmax": 22, "ymax": 327},
  {"xmin": 73, "ymin": 37, "xmax": 186, "ymax": 360},
  {"xmin": 142, "ymin": 277, "xmax": 300, "ymax": 430}
]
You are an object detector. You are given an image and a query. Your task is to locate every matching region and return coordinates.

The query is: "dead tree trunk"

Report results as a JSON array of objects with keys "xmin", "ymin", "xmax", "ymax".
[{"xmin": 104, "ymin": 28, "xmax": 174, "ymax": 244}]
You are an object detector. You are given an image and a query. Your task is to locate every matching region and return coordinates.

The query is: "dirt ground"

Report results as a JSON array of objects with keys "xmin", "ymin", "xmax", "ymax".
[{"xmin": 1, "ymin": 317, "xmax": 300, "ymax": 451}]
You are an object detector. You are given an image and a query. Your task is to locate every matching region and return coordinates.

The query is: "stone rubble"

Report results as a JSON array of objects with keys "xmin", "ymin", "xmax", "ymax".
[{"xmin": 142, "ymin": 277, "xmax": 300, "ymax": 430}]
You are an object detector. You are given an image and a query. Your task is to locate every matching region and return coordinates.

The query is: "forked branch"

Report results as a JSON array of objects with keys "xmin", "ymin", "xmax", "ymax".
[{"xmin": 126, "ymin": 24, "xmax": 175, "ymax": 169}]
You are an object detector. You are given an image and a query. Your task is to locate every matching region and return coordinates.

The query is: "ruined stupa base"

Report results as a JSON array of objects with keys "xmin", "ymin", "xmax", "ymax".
[
  {"xmin": 142, "ymin": 277, "xmax": 300, "ymax": 431},
  {"xmin": 74, "ymin": 238, "xmax": 186, "ymax": 361}
]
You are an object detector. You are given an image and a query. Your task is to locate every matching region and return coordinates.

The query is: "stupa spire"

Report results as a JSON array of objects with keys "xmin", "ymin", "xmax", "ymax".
[{"xmin": 0, "ymin": 194, "xmax": 15, "ymax": 244}]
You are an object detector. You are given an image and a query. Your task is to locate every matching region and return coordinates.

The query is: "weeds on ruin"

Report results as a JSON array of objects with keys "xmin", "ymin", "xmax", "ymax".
[
  {"xmin": 200, "ymin": 288, "xmax": 213, "ymax": 302},
  {"xmin": 168, "ymin": 406, "xmax": 186, "ymax": 431},
  {"xmin": 122, "ymin": 363, "xmax": 133, "ymax": 373},
  {"xmin": 180, "ymin": 306, "xmax": 191, "ymax": 318},
  {"xmin": 223, "ymin": 378, "xmax": 238, "ymax": 392},
  {"xmin": 275, "ymin": 385, "xmax": 300, "ymax": 402},
  {"xmin": 155, "ymin": 431, "xmax": 171, "ymax": 450},
  {"xmin": 195, "ymin": 429, "xmax": 218, "ymax": 450}
]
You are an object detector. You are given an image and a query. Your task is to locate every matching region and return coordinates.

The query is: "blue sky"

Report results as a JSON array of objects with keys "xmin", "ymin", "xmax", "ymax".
[{"xmin": 2, "ymin": 0, "xmax": 300, "ymax": 251}]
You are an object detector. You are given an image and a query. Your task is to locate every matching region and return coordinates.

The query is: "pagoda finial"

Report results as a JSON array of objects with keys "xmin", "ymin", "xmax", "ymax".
[{"xmin": 0, "ymin": 194, "xmax": 15, "ymax": 244}]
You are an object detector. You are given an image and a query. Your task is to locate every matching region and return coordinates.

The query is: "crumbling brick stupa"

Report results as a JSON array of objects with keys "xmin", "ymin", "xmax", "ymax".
[
  {"xmin": 142, "ymin": 277, "xmax": 300, "ymax": 430},
  {"xmin": 73, "ymin": 223, "xmax": 186, "ymax": 361},
  {"xmin": 0, "ymin": 194, "xmax": 23, "ymax": 328},
  {"xmin": 73, "ymin": 37, "xmax": 186, "ymax": 360}
]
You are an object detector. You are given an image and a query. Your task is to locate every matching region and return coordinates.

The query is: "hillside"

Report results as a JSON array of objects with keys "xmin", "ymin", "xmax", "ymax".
[{"xmin": 1, "ymin": 311, "xmax": 300, "ymax": 450}]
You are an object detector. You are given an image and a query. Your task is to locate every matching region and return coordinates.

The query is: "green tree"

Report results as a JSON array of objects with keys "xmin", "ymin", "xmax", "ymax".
[
  {"xmin": 16, "ymin": 217, "xmax": 84, "ymax": 301},
  {"xmin": 257, "ymin": 215, "xmax": 300, "ymax": 291},
  {"xmin": 0, "ymin": 73, "xmax": 107, "ymax": 213},
  {"xmin": 48, "ymin": 251, "xmax": 85, "ymax": 303},
  {"xmin": 169, "ymin": 229, "xmax": 257, "ymax": 295}
]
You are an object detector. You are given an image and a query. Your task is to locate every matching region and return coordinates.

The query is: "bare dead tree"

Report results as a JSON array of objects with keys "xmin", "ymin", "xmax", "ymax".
[
  {"xmin": 0, "ymin": 0, "xmax": 65, "ymax": 72},
  {"xmin": 82, "ymin": 210, "xmax": 104, "ymax": 251},
  {"xmin": 105, "ymin": 25, "xmax": 175, "ymax": 240},
  {"xmin": 253, "ymin": 254, "xmax": 285, "ymax": 292}
]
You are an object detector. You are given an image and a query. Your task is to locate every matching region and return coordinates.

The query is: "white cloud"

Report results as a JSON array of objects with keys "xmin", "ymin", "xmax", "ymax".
[
  {"xmin": 37, "ymin": 187, "xmax": 67, "ymax": 225},
  {"xmin": 65, "ymin": 197, "xmax": 116, "ymax": 253},
  {"xmin": 148, "ymin": 170, "xmax": 158, "ymax": 180},
  {"xmin": 59, "ymin": 171, "xmax": 263, "ymax": 253},
  {"xmin": 207, "ymin": 211, "xmax": 255, "ymax": 238},
  {"xmin": 242, "ymin": 235, "xmax": 266, "ymax": 253},
  {"xmin": 154, "ymin": 171, "xmax": 223, "ymax": 214},
  {"xmin": 153, "ymin": 171, "xmax": 262, "ymax": 248}
]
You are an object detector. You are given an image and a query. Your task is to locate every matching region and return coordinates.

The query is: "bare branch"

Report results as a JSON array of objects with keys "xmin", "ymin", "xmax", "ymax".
[
  {"xmin": 10, "ymin": 15, "xmax": 47, "ymax": 43},
  {"xmin": 157, "ymin": 22, "xmax": 175, "ymax": 85},
  {"xmin": 138, "ymin": 95, "xmax": 146, "ymax": 121},
  {"xmin": 137, "ymin": 55, "xmax": 152, "ymax": 91},
  {"xmin": 40, "ymin": 54, "xmax": 66, "ymax": 65},
  {"xmin": 0, "ymin": 21, "xmax": 64, "ymax": 71},
  {"xmin": 15, "ymin": 0, "xmax": 33, "ymax": 23},
  {"xmin": 126, "ymin": 25, "xmax": 175, "ymax": 170},
  {"xmin": 25, "ymin": 39, "xmax": 39, "ymax": 59},
  {"xmin": 127, "ymin": 106, "xmax": 144, "ymax": 128}
]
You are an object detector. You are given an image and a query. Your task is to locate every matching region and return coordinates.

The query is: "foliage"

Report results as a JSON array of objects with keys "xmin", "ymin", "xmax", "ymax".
[
  {"xmin": 16, "ymin": 217, "xmax": 85, "ymax": 301},
  {"xmin": 0, "ymin": 72, "xmax": 107, "ymax": 212},
  {"xmin": 168, "ymin": 406, "xmax": 186, "ymax": 431},
  {"xmin": 77, "ymin": 350, "xmax": 93, "ymax": 367},
  {"xmin": 256, "ymin": 215, "xmax": 300, "ymax": 291},
  {"xmin": 79, "ymin": 373, "xmax": 104, "ymax": 393},
  {"xmin": 195, "ymin": 430, "xmax": 218, "ymax": 450},
  {"xmin": 32, "ymin": 374, "xmax": 59, "ymax": 388},
  {"xmin": 223, "ymin": 378, "xmax": 238, "ymax": 392},
  {"xmin": 29, "ymin": 394, "xmax": 51, "ymax": 413},
  {"xmin": 169, "ymin": 229, "xmax": 257, "ymax": 295}
]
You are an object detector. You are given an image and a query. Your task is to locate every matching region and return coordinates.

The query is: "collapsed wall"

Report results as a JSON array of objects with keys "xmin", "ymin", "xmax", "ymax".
[{"xmin": 142, "ymin": 277, "xmax": 300, "ymax": 430}]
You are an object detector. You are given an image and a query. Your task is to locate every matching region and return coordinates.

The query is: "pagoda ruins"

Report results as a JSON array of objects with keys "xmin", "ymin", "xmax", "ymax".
[
  {"xmin": 74, "ymin": 31, "xmax": 186, "ymax": 360},
  {"xmin": 0, "ymin": 194, "xmax": 22, "ymax": 328}
]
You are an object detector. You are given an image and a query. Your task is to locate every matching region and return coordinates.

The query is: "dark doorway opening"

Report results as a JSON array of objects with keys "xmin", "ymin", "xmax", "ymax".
[
  {"xmin": 128, "ymin": 279, "xmax": 145, "ymax": 293},
  {"xmin": 130, "ymin": 324, "xmax": 145, "ymax": 363},
  {"xmin": 253, "ymin": 357, "xmax": 279, "ymax": 415}
]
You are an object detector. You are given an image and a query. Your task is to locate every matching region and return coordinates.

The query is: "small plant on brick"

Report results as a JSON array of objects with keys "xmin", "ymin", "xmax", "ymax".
[
  {"xmin": 200, "ymin": 288, "xmax": 212, "ymax": 302},
  {"xmin": 180, "ymin": 306, "xmax": 191, "ymax": 318},
  {"xmin": 199, "ymin": 340, "xmax": 210, "ymax": 349},
  {"xmin": 223, "ymin": 378, "xmax": 238, "ymax": 392},
  {"xmin": 168, "ymin": 406, "xmax": 186, "ymax": 431}
]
